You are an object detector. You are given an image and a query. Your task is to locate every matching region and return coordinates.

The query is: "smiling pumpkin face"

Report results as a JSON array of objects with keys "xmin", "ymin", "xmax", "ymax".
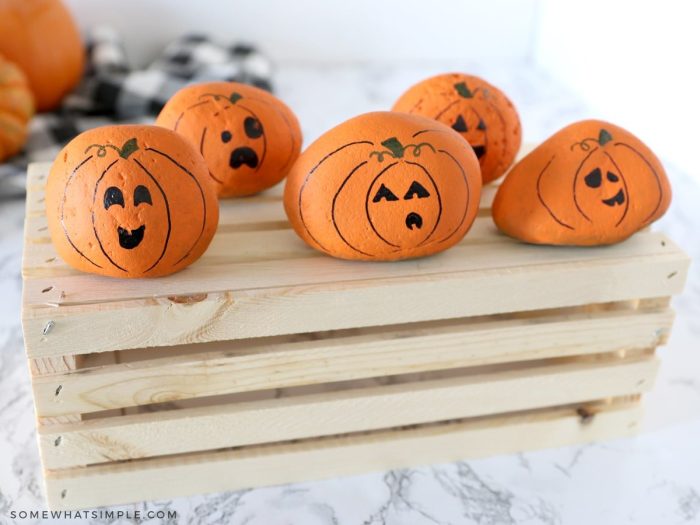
[
  {"xmin": 46, "ymin": 125, "xmax": 219, "ymax": 278},
  {"xmin": 492, "ymin": 120, "xmax": 672, "ymax": 245},
  {"xmin": 156, "ymin": 82, "xmax": 302, "ymax": 198},
  {"xmin": 284, "ymin": 112, "xmax": 482, "ymax": 261},
  {"xmin": 89, "ymin": 143, "xmax": 172, "ymax": 274},
  {"xmin": 392, "ymin": 74, "xmax": 521, "ymax": 184},
  {"xmin": 572, "ymin": 134, "xmax": 630, "ymax": 229}
]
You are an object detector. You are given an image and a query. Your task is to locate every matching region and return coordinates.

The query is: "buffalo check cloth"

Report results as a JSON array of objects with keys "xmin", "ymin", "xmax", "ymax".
[{"xmin": 0, "ymin": 28, "xmax": 273, "ymax": 198}]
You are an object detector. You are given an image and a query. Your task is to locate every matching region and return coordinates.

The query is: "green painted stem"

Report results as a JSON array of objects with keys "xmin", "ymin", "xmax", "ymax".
[
  {"xmin": 598, "ymin": 129, "xmax": 613, "ymax": 146},
  {"xmin": 381, "ymin": 137, "xmax": 405, "ymax": 158},
  {"xmin": 454, "ymin": 82, "xmax": 474, "ymax": 98},
  {"xmin": 84, "ymin": 138, "xmax": 139, "ymax": 159}
]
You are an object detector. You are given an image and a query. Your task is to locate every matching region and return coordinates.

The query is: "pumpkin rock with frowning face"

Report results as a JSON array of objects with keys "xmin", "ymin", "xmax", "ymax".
[
  {"xmin": 156, "ymin": 82, "xmax": 302, "ymax": 197},
  {"xmin": 284, "ymin": 112, "xmax": 482, "ymax": 261},
  {"xmin": 392, "ymin": 73, "xmax": 521, "ymax": 184},
  {"xmin": 46, "ymin": 125, "xmax": 219, "ymax": 278},
  {"xmin": 492, "ymin": 120, "xmax": 671, "ymax": 246}
]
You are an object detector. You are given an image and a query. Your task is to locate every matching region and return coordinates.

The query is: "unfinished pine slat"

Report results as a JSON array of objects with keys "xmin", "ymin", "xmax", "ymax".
[
  {"xmin": 30, "ymin": 356, "xmax": 78, "ymax": 376},
  {"xmin": 31, "ymin": 307, "xmax": 672, "ymax": 417},
  {"xmin": 23, "ymin": 230, "xmax": 679, "ymax": 307},
  {"xmin": 30, "ymin": 356, "xmax": 82, "ymax": 425},
  {"xmin": 22, "ymin": 216, "xmax": 505, "ymax": 279},
  {"xmin": 23, "ymin": 250, "xmax": 686, "ymax": 358},
  {"xmin": 39, "ymin": 355, "xmax": 657, "ymax": 469},
  {"xmin": 44, "ymin": 399, "xmax": 641, "ymax": 510}
]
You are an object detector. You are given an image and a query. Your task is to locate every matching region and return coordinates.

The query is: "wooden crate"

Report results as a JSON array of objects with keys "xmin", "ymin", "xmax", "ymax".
[{"xmin": 21, "ymin": 159, "xmax": 689, "ymax": 510}]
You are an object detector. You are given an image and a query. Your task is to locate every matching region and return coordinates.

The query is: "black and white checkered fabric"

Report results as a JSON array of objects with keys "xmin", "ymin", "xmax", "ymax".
[{"xmin": 0, "ymin": 28, "xmax": 273, "ymax": 198}]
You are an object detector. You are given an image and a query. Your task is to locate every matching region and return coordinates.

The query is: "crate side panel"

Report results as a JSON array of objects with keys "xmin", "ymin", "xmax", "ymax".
[
  {"xmin": 31, "ymin": 308, "xmax": 672, "ymax": 417},
  {"xmin": 23, "ymin": 250, "xmax": 687, "ymax": 357},
  {"xmin": 39, "ymin": 356, "xmax": 658, "ymax": 469},
  {"xmin": 43, "ymin": 401, "xmax": 642, "ymax": 510}
]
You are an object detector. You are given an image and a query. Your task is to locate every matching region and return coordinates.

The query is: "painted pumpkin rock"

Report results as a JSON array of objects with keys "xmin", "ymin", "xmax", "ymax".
[
  {"xmin": 492, "ymin": 120, "xmax": 671, "ymax": 246},
  {"xmin": 46, "ymin": 125, "xmax": 219, "ymax": 278},
  {"xmin": 0, "ymin": 54, "xmax": 34, "ymax": 162},
  {"xmin": 392, "ymin": 73, "xmax": 521, "ymax": 184},
  {"xmin": 284, "ymin": 111, "xmax": 482, "ymax": 261},
  {"xmin": 156, "ymin": 82, "xmax": 302, "ymax": 198}
]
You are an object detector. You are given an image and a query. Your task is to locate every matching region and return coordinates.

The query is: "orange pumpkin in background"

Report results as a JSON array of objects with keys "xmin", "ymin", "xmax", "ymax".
[
  {"xmin": 156, "ymin": 82, "xmax": 302, "ymax": 198},
  {"xmin": 0, "ymin": 0, "xmax": 84, "ymax": 112},
  {"xmin": 284, "ymin": 111, "xmax": 482, "ymax": 261},
  {"xmin": 0, "ymin": 54, "xmax": 34, "ymax": 161},
  {"xmin": 46, "ymin": 125, "xmax": 219, "ymax": 278},
  {"xmin": 392, "ymin": 73, "xmax": 521, "ymax": 184},
  {"xmin": 492, "ymin": 120, "xmax": 671, "ymax": 246}
]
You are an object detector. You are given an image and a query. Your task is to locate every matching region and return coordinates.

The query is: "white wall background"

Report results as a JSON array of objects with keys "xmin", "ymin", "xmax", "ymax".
[
  {"xmin": 535, "ymin": 0, "xmax": 699, "ymax": 178},
  {"xmin": 64, "ymin": 0, "xmax": 698, "ymax": 177},
  {"xmin": 63, "ymin": 0, "xmax": 540, "ymax": 65}
]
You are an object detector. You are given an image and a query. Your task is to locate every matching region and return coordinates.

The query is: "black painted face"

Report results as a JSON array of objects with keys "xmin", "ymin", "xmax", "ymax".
[
  {"xmin": 92, "ymin": 167, "xmax": 170, "ymax": 273},
  {"xmin": 584, "ymin": 167, "xmax": 625, "ymax": 207},
  {"xmin": 450, "ymin": 113, "xmax": 487, "ymax": 160},
  {"xmin": 574, "ymin": 151, "xmax": 629, "ymax": 226},
  {"xmin": 220, "ymin": 116, "xmax": 264, "ymax": 170},
  {"xmin": 103, "ymin": 185, "xmax": 153, "ymax": 249},
  {"xmin": 366, "ymin": 163, "xmax": 441, "ymax": 248},
  {"xmin": 198, "ymin": 107, "xmax": 268, "ymax": 187}
]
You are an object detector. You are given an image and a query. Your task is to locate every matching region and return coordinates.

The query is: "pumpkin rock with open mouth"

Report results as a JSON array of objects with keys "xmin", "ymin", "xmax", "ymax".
[
  {"xmin": 46, "ymin": 125, "xmax": 219, "ymax": 278},
  {"xmin": 492, "ymin": 119, "xmax": 671, "ymax": 246},
  {"xmin": 284, "ymin": 111, "xmax": 482, "ymax": 261},
  {"xmin": 392, "ymin": 73, "xmax": 521, "ymax": 184},
  {"xmin": 156, "ymin": 82, "xmax": 302, "ymax": 198}
]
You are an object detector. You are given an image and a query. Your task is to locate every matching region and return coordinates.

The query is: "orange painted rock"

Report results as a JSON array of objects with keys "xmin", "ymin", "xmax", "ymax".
[
  {"xmin": 0, "ymin": 0, "xmax": 84, "ymax": 111},
  {"xmin": 46, "ymin": 125, "xmax": 220, "ymax": 278},
  {"xmin": 284, "ymin": 111, "xmax": 482, "ymax": 261},
  {"xmin": 156, "ymin": 82, "xmax": 302, "ymax": 197},
  {"xmin": 0, "ymin": 54, "xmax": 34, "ymax": 161},
  {"xmin": 392, "ymin": 73, "xmax": 521, "ymax": 184},
  {"xmin": 492, "ymin": 120, "xmax": 671, "ymax": 246}
]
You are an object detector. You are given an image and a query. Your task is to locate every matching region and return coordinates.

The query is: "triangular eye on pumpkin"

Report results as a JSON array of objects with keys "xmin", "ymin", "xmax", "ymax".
[
  {"xmin": 284, "ymin": 111, "xmax": 483, "ymax": 261},
  {"xmin": 156, "ymin": 81, "xmax": 302, "ymax": 198},
  {"xmin": 373, "ymin": 184, "xmax": 399, "ymax": 202},
  {"xmin": 451, "ymin": 115, "xmax": 468, "ymax": 132},
  {"xmin": 404, "ymin": 181, "xmax": 430, "ymax": 200},
  {"xmin": 392, "ymin": 73, "xmax": 521, "ymax": 184}
]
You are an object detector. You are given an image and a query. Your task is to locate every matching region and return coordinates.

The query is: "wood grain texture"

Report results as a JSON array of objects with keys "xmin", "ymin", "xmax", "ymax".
[
  {"xmin": 39, "ymin": 355, "xmax": 657, "ymax": 469},
  {"xmin": 44, "ymin": 399, "xmax": 642, "ymax": 510},
  {"xmin": 21, "ymin": 161, "xmax": 690, "ymax": 357},
  {"xmin": 31, "ymin": 307, "xmax": 672, "ymax": 417},
  {"xmin": 20, "ymin": 153, "xmax": 689, "ymax": 511}
]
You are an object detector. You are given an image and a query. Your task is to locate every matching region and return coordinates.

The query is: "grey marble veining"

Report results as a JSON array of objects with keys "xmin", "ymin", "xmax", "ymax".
[{"xmin": 0, "ymin": 63, "xmax": 698, "ymax": 524}]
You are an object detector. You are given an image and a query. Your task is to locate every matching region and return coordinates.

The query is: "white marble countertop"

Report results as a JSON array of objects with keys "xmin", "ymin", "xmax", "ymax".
[{"xmin": 1, "ymin": 63, "xmax": 699, "ymax": 524}]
